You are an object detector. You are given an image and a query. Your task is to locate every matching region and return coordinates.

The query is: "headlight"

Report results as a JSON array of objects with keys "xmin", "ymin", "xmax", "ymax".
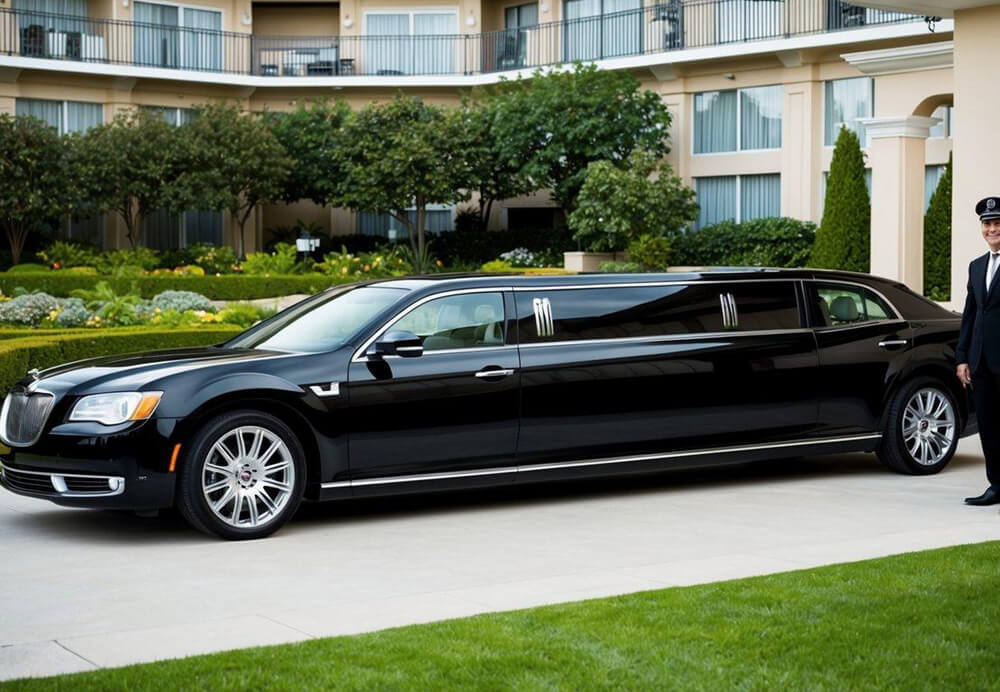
[{"xmin": 69, "ymin": 392, "xmax": 163, "ymax": 426}]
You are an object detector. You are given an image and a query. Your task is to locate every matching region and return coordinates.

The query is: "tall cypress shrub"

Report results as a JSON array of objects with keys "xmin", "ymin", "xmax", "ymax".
[
  {"xmin": 811, "ymin": 126, "xmax": 871, "ymax": 272},
  {"xmin": 923, "ymin": 153, "xmax": 952, "ymax": 301}
]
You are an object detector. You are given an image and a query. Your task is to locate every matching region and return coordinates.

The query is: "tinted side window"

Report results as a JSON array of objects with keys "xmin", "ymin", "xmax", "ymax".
[
  {"xmin": 516, "ymin": 285, "xmax": 726, "ymax": 343},
  {"xmin": 808, "ymin": 282, "xmax": 895, "ymax": 327},
  {"xmin": 389, "ymin": 292, "xmax": 505, "ymax": 351},
  {"xmin": 725, "ymin": 282, "xmax": 802, "ymax": 331}
]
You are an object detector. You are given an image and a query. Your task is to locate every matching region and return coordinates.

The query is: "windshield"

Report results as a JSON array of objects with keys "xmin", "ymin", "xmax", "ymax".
[{"xmin": 227, "ymin": 285, "xmax": 407, "ymax": 353}]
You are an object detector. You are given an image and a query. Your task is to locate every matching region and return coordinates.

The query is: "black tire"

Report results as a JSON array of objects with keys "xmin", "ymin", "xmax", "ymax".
[
  {"xmin": 877, "ymin": 376, "xmax": 959, "ymax": 475},
  {"xmin": 176, "ymin": 410, "xmax": 306, "ymax": 540}
]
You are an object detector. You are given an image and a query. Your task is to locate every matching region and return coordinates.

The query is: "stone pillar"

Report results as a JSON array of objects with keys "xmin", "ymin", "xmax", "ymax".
[
  {"xmin": 858, "ymin": 115, "xmax": 939, "ymax": 292},
  {"xmin": 952, "ymin": 5, "xmax": 1000, "ymax": 305}
]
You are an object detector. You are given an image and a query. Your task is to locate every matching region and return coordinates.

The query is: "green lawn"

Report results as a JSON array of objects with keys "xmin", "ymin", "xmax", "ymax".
[{"xmin": 5, "ymin": 542, "xmax": 999, "ymax": 690}]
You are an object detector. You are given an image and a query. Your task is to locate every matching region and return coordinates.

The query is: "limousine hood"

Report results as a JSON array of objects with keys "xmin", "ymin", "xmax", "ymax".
[{"xmin": 21, "ymin": 346, "xmax": 289, "ymax": 396}]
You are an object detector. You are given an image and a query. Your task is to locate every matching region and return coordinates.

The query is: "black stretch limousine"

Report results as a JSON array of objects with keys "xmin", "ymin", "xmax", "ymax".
[{"xmin": 0, "ymin": 270, "xmax": 973, "ymax": 539}]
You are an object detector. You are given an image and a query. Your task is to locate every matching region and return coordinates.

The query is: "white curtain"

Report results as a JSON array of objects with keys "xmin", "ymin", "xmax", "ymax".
[
  {"xmin": 65, "ymin": 101, "xmax": 102, "ymax": 133},
  {"xmin": 928, "ymin": 105, "xmax": 951, "ymax": 138},
  {"xmin": 15, "ymin": 98, "xmax": 62, "ymax": 131},
  {"xmin": 13, "ymin": 0, "xmax": 87, "ymax": 35},
  {"xmin": 716, "ymin": 0, "xmax": 782, "ymax": 43},
  {"xmin": 924, "ymin": 165, "xmax": 947, "ymax": 211},
  {"xmin": 824, "ymin": 77, "xmax": 873, "ymax": 146},
  {"xmin": 181, "ymin": 7, "xmax": 222, "ymax": 71},
  {"xmin": 740, "ymin": 85, "xmax": 782, "ymax": 150},
  {"xmin": 695, "ymin": 177, "xmax": 737, "ymax": 228},
  {"xmin": 563, "ymin": 0, "xmax": 600, "ymax": 61},
  {"xmin": 740, "ymin": 174, "xmax": 780, "ymax": 221},
  {"xmin": 694, "ymin": 91, "xmax": 737, "ymax": 154},
  {"xmin": 366, "ymin": 14, "xmax": 409, "ymax": 75},
  {"xmin": 413, "ymin": 13, "xmax": 455, "ymax": 75},
  {"xmin": 601, "ymin": 0, "xmax": 641, "ymax": 58},
  {"xmin": 358, "ymin": 210, "xmax": 453, "ymax": 239},
  {"xmin": 134, "ymin": 1, "xmax": 179, "ymax": 68}
]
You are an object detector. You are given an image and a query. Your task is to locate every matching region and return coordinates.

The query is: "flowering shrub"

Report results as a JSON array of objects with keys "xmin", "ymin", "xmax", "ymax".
[
  {"xmin": 317, "ymin": 246, "xmax": 411, "ymax": 279},
  {"xmin": 480, "ymin": 260, "xmax": 514, "ymax": 272},
  {"xmin": 217, "ymin": 303, "xmax": 276, "ymax": 328},
  {"xmin": 55, "ymin": 298, "xmax": 93, "ymax": 327},
  {"xmin": 151, "ymin": 290, "xmax": 215, "ymax": 314},
  {"xmin": 242, "ymin": 243, "xmax": 301, "ymax": 276},
  {"xmin": 38, "ymin": 241, "xmax": 100, "ymax": 269},
  {"xmin": 190, "ymin": 244, "xmax": 238, "ymax": 275},
  {"xmin": 0, "ymin": 292, "xmax": 61, "ymax": 326},
  {"xmin": 96, "ymin": 248, "xmax": 160, "ymax": 274}
]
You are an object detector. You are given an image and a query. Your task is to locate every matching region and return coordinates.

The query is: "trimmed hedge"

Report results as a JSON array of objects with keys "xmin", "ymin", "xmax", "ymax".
[
  {"xmin": 0, "ymin": 326, "xmax": 242, "ymax": 393},
  {"xmin": 671, "ymin": 217, "xmax": 817, "ymax": 268},
  {"xmin": 0, "ymin": 274, "xmax": 352, "ymax": 300}
]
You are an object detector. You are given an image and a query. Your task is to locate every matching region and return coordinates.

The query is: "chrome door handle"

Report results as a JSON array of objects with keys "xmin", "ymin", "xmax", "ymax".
[
  {"xmin": 878, "ymin": 339, "xmax": 908, "ymax": 348},
  {"xmin": 475, "ymin": 368, "xmax": 515, "ymax": 378}
]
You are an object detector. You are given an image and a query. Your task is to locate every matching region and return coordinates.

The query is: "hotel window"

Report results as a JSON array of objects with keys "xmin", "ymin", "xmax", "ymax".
[
  {"xmin": 139, "ymin": 105, "xmax": 195, "ymax": 126},
  {"xmin": 928, "ymin": 105, "xmax": 953, "ymax": 138},
  {"xmin": 143, "ymin": 209, "xmax": 223, "ymax": 250},
  {"xmin": 15, "ymin": 98, "xmax": 103, "ymax": 134},
  {"xmin": 693, "ymin": 85, "xmax": 782, "ymax": 154},
  {"xmin": 563, "ymin": 0, "xmax": 642, "ymax": 63},
  {"xmin": 925, "ymin": 165, "xmax": 948, "ymax": 211},
  {"xmin": 364, "ymin": 10, "xmax": 457, "ymax": 75},
  {"xmin": 489, "ymin": 2, "xmax": 538, "ymax": 71},
  {"xmin": 358, "ymin": 208, "xmax": 454, "ymax": 240},
  {"xmin": 695, "ymin": 174, "xmax": 780, "ymax": 228},
  {"xmin": 133, "ymin": 1, "xmax": 222, "ymax": 71},
  {"xmin": 715, "ymin": 0, "xmax": 782, "ymax": 43},
  {"xmin": 824, "ymin": 77, "xmax": 873, "ymax": 146}
]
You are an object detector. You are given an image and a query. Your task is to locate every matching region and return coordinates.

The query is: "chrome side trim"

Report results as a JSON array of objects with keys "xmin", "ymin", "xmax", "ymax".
[
  {"xmin": 319, "ymin": 433, "xmax": 883, "ymax": 489},
  {"xmin": 719, "ymin": 294, "xmax": 730, "ymax": 328},
  {"xmin": 878, "ymin": 340, "xmax": 908, "ymax": 347},
  {"xmin": 0, "ymin": 462, "xmax": 126, "ymax": 498},
  {"xmin": 517, "ymin": 328, "xmax": 814, "ymax": 350},
  {"xmin": 475, "ymin": 369, "xmax": 515, "ymax": 378},
  {"xmin": 532, "ymin": 297, "xmax": 544, "ymax": 336},
  {"xmin": 727, "ymin": 293, "xmax": 738, "ymax": 329},
  {"xmin": 352, "ymin": 287, "xmax": 511, "ymax": 363},
  {"xmin": 510, "ymin": 278, "xmax": 803, "ymax": 292},
  {"xmin": 309, "ymin": 382, "xmax": 340, "ymax": 398}
]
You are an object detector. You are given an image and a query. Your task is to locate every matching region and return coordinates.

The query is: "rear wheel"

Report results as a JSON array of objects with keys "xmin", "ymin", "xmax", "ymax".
[
  {"xmin": 176, "ymin": 410, "xmax": 305, "ymax": 540},
  {"xmin": 877, "ymin": 376, "xmax": 958, "ymax": 475}
]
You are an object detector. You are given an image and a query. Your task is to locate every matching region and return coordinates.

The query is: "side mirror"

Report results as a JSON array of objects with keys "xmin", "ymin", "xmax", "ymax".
[{"xmin": 367, "ymin": 331, "xmax": 423, "ymax": 359}]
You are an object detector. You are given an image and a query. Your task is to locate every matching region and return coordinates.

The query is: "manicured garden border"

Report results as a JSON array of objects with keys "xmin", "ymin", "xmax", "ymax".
[
  {"xmin": 0, "ymin": 275, "xmax": 352, "ymax": 300},
  {"xmin": 2, "ymin": 541, "xmax": 996, "ymax": 689},
  {"xmin": 0, "ymin": 326, "xmax": 242, "ymax": 393}
]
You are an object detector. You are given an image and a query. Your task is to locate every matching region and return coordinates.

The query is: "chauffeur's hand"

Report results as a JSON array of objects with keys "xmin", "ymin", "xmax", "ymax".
[{"xmin": 957, "ymin": 363, "xmax": 972, "ymax": 388}]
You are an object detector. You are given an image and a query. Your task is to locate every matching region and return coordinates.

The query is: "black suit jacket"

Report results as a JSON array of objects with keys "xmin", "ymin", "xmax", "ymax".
[{"xmin": 956, "ymin": 252, "xmax": 1000, "ymax": 373}]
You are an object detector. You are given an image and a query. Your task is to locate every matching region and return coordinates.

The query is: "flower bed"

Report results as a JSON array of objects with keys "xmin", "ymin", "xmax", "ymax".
[{"xmin": 0, "ymin": 274, "xmax": 351, "ymax": 300}]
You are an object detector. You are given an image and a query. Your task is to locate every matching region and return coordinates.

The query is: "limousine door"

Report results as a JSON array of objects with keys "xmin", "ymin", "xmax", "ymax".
[
  {"xmin": 804, "ymin": 280, "xmax": 913, "ymax": 435},
  {"xmin": 345, "ymin": 290, "xmax": 520, "ymax": 484},
  {"xmin": 514, "ymin": 280, "xmax": 819, "ymax": 468}
]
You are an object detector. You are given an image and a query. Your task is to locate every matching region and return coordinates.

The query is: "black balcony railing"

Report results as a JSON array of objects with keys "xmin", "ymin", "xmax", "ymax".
[{"xmin": 0, "ymin": 1, "xmax": 921, "ymax": 78}]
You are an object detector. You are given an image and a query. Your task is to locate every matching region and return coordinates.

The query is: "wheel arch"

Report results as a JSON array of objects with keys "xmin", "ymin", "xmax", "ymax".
[{"xmin": 879, "ymin": 361, "xmax": 967, "ymax": 432}]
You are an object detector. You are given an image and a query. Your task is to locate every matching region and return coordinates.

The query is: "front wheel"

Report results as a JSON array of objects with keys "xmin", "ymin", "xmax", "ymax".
[
  {"xmin": 176, "ymin": 411, "xmax": 306, "ymax": 540},
  {"xmin": 877, "ymin": 376, "xmax": 959, "ymax": 475}
]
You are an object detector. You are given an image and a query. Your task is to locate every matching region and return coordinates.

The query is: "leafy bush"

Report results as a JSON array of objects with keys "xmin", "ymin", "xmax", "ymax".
[
  {"xmin": 481, "ymin": 260, "xmax": 514, "ymax": 272},
  {"xmin": 0, "ymin": 274, "xmax": 350, "ymax": 300},
  {"xmin": 6, "ymin": 263, "xmax": 51, "ymax": 274},
  {"xmin": 499, "ymin": 248, "xmax": 549, "ymax": 268},
  {"xmin": 0, "ymin": 292, "xmax": 61, "ymax": 326},
  {"xmin": 432, "ymin": 226, "xmax": 577, "ymax": 265},
  {"xmin": 151, "ymin": 290, "xmax": 215, "ymax": 313},
  {"xmin": 670, "ymin": 217, "xmax": 817, "ymax": 268},
  {"xmin": 191, "ymin": 244, "xmax": 239, "ymax": 275},
  {"xmin": 318, "ymin": 246, "xmax": 412, "ymax": 279},
  {"xmin": 54, "ymin": 298, "xmax": 92, "ymax": 327},
  {"xmin": 242, "ymin": 242, "xmax": 302, "ymax": 276},
  {"xmin": 63, "ymin": 266, "xmax": 99, "ymax": 276},
  {"xmin": 811, "ymin": 126, "xmax": 870, "ymax": 272},
  {"xmin": 598, "ymin": 261, "xmax": 643, "ymax": 273},
  {"xmin": 95, "ymin": 247, "xmax": 160, "ymax": 274},
  {"xmin": 0, "ymin": 326, "xmax": 242, "ymax": 393},
  {"xmin": 924, "ymin": 155, "xmax": 952, "ymax": 301},
  {"xmin": 37, "ymin": 241, "xmax": 100, "ymax": 269},
  {"xmin": 217, "ymin": 303, "xmax": 276, "ymax": 328},
  {"xmin": 69, "ymin": 281, "xmax": 144, "ymax": 326},
  {"xmin": 626, "ymin": 234, "xmax": 673, "ymax": 271}
]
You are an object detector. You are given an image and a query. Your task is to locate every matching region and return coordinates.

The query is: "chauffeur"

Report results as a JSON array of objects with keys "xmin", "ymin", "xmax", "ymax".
[{"xmin": 957, "ymin": 196, "xmax": 1000, "ymax": 505}]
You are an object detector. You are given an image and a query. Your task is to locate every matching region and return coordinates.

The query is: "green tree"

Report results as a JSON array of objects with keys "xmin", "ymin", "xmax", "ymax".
[
  {"xmin": 488, "ymin": 64, "xmax": 673, "ymax": 213},
  {"xmin": 568, "ymin": 150, "xmax": 697, "ymax": 252},
  {"xmin": 0, "ymin": 114, "xmax": 72, "ymax": 265},
  {"xmin": 264, "ymin": 99, "xmax": 353, "ymax": 207},
  {"xmin": 176, "ymin": 103, "xmax": 292, "ymax": 259},
  {"xmin": 454, "ymin": 93, "xmax": 537, "ymax": 231},
  {"xmin": 338, "ymin": 94, "xmax": 474, "ymax": 262},
  {"xmin": 74, "ymin": 109, "xmax": 182, "ymax": 249},
  {"xmin": 811, "ymin": 126, "xmax": 871, "ymax": 272},
  {"xmin": 924, "ymin": 154, "xmax": 952, "ymax": 301}
]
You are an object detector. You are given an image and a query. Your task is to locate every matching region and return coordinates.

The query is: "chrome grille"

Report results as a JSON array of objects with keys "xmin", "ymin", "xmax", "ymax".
[
  {"xmin": 0, "ymin": 464, "xmax": 125, "ymax": 497},
  {"xmin": 1, "ymin": 466, "xmax": 57, "ymax": 495},
  {"xmin": 1, "ymin": 391, "xmax": 55, "ymax": 447}
]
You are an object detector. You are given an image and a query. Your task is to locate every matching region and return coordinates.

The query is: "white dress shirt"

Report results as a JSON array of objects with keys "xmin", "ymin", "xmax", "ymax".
[{"xmin": 988, "ymin": 252, "xmax": 1000, "ymax": 293}]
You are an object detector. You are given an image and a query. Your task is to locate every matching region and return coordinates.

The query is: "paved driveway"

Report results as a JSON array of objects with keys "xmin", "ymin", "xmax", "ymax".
[{"xmin": 3, "ymin": 437, "xmax": 999, "ymax": 681}]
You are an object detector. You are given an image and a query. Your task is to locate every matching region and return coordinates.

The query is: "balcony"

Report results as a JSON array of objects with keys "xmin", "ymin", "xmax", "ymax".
[{"xmin": 0, "ymin": 1, "xmax": 923, "ymax": 79}]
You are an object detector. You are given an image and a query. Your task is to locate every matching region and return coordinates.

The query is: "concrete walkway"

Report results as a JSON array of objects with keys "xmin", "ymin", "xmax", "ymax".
[{"xmin": 2, "ymin": 436, "xmax": 999, "ymax": 681}]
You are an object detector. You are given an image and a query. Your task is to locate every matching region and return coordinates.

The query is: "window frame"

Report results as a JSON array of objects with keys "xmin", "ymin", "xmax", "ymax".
[
  {"xmin": 822, "ymin": 76, "xmax": 874, "ymax": 147},
  {"xmin": 694, "ymin": 173, "xmax": 781, "ymax": 228},
  {"xmin": 15, "ymin": 97, "xmax": 104, "ymax": 135},
  {"xmin": 805, "ymin": 279, "xmax": 903, "ymax": 330},
  {"xmin": 692, "ymin": 84, "xmax": 783, "ymax": 155}
]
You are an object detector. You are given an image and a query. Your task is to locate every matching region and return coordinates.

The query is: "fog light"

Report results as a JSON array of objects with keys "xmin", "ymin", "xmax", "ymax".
[{"xmin": 108, "ymin": 478, "xmax": 121, "ymax": 491}]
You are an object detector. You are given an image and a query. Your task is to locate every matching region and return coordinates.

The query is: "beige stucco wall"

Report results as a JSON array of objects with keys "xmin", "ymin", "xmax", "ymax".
[{"xmin": 252, "ymin": 3, "xmax": 341, "ymax": 35}]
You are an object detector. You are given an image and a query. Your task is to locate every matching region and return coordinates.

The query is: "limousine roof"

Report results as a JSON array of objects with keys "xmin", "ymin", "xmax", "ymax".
[{"xmin": 367, "ymin": 267, "xmax": 907, "ymax": 292}]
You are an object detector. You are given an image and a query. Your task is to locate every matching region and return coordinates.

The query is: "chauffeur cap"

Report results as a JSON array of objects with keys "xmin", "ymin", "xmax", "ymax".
[{"xmin": 976, "ymin": 196, "xmax": 1000, "ymax": 221}]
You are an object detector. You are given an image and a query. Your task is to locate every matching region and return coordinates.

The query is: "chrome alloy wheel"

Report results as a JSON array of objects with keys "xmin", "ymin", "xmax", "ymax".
[
  {"xmin": 901, "ymin": 387, "xmax": 956, "ymax": 466},
  {"xmin": 201, "ymin": 425, "xmax": 295, "ymax": 528}
]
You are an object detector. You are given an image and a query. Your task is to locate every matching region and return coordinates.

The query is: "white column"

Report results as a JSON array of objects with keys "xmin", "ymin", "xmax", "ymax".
[{"xmin": 858, "ymin": 115, "xmax": 939, "ymax": 292}]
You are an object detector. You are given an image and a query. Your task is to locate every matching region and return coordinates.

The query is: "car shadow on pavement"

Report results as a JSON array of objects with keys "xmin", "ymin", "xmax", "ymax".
[{"xmin": 3, "ymin": 449, "xmax": 983, "ymax": 543}]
